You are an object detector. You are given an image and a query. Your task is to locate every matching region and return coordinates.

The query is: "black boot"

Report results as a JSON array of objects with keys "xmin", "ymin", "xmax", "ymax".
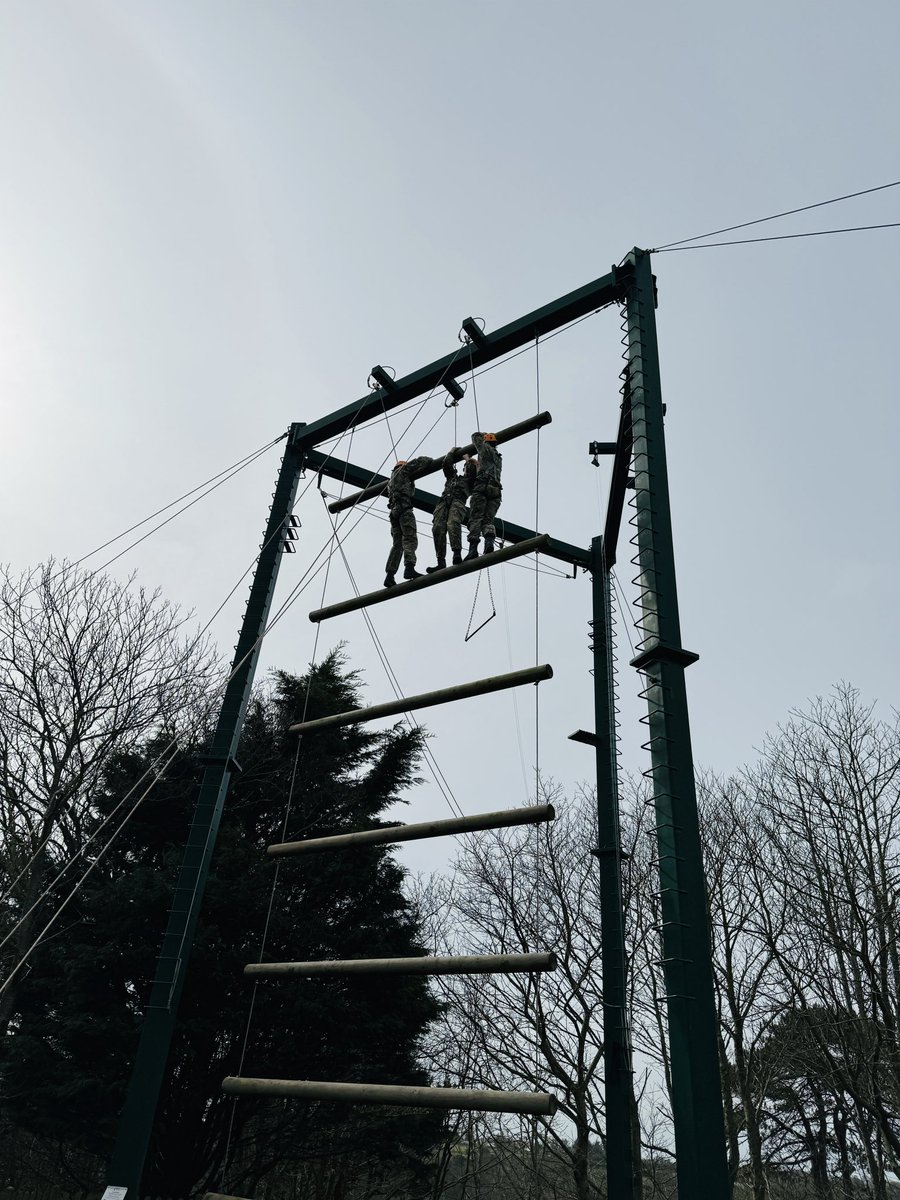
[
  {"xmin": 451, "ymin": 550, "xmax": 463, "ymax": 566},
  {"xmin": 426, "ymin": 558, "xmax": 447, "ymax": 574},
  {"xmin": 464, "ymin": 541, "xmax": 480, "ymax": 561},
  {"xmin": 403, "ymin": 563, "xmax": 423, "ymax": 581},
  {"xmin": 483, "ymin": 538, "xmax": 495, "ymax": 554},
  {"xmin": 384, "ymin": 573, "xmax": 396, "ymax": 588}
]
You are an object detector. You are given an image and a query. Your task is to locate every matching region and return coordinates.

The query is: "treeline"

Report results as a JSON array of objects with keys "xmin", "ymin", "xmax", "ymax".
[
  {"xmin": 1, "ymin": 562, "xmax": 899, "ymax": 1198},
  {"xmin": 423, "ymin": 685, "xmax": 900, "ymax": 1200}
]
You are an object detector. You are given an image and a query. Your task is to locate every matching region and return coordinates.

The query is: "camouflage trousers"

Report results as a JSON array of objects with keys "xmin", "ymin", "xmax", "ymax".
[
  {"xmin": 385, "ymin": 504, "xmax": 418, "ymax": 575},
  {"xmin": 467, "ymin": 483, "xmax": 502, "ymax": 543},
  {"xmin": 432, "ymin": 496, "xmax": 467, "ymax": 558}
]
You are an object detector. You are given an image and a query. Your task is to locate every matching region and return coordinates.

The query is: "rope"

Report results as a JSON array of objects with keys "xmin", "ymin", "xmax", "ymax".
[
  {"xmin": 652, "ymin": 177, "xmax": 900, "ymax": 251},
  {"xmin": 324, "ymin": 499, "xmax": 465, "ymax": 819},
  {"xmin": 467, "ymin": 344, "xmax": 481, "ymax": 431},
  {"xmin": 653, "ymin": 221, "xmax": 900, "ymax": 253}
]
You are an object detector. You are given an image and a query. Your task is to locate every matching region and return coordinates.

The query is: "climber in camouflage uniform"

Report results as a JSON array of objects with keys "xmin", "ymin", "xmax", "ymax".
[
  {"xmin": 426, "ymin": 448, "xmax": 469, "ymax": 573},
  {"xmin": 384, "ymin": 456, "xmax": 431, "ymax": 588},
  {"xmin": 464, "ymin": 432, "xmax": 502, "ymax": 560}
]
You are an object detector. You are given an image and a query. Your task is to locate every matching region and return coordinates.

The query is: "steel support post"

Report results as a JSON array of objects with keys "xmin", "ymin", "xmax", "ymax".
[
  {"xmin": 106, "ymin": 425, "xmax": 306, "ymax": 1198},
  {"xmin": 623, "ymin": 249, "xmax": 729, "ymax": 1197},
  {"xmin": 590, "ymin": 537, "xmax": 641, "ymax": 1200}
]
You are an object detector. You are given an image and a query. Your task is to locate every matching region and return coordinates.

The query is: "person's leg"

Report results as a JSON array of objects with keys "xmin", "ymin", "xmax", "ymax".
[
  {"xmin": 483, "ymin": 490, "xmax": 501, "ymax": 552},
  {"xmin": 466, "ymin": 489, "xmax": 485, "ymax": 559},
  {"xmin": 447, "ymin": 498, "xmax": 466, "ymax": 565},
  {"xmin": 384, "ymin": 508, "xmax": 403, "ymax": 585},
  {"xmin": 399, "ymin": 507, "xmax": 422, "ymax": 579},
  {"xmin": 431, "ymin": 501, "xmax": 448, "ymax": 566}
]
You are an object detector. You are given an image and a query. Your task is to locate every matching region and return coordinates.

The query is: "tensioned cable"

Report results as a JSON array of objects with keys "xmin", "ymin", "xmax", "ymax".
[
  {"xmin": 653, "ymin": 221, "xmax": 900, "ymax": 253},
  {"xmin": 3, "ymin": 320, "xmax": 546, "ymax": 968},
  {"xmin": 610, "ymin": 570, "xmax": 636, "ymax": 658},
  {"xmin": 1, "ymin": 453, "xmax": 365, "ymax": 975},
  {"xmin": 529, "ymin": 333, "xmax": 543, "ymax": 1200},
  {"xmin": 2, "ymin": 334, "xmax": 525, "ymax": 992},
  {"xmin": 469, "ymin": 303, "xmax": 615, "ymax": 384},
  {"xmin": 73, "ymin": 434, "xmax": 286, "ymax": 568},
  {"xmin": 17, "ymin": 435, "xmax": 286, "ymax": 614},
  {"xmin": 0, "ymin": 741, "xmax": 183, "ymax": 998},
  {"xmin": 651, "ymin": 178, "xmax": 900, "ymax": 251},
  {"xmin": 2, "ymin": 375, "xmax": 460, "ymax": 983},
  {"xmin": 323, "ymin": 499, "xmax": 464, "ymax": 819}
]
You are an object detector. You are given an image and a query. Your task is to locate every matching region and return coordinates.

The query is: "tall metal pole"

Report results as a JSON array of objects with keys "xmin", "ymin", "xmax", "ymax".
[
  {"xmin": 590, "ymin": 537, "xmax": 641, "ymax": 1200},
  {"xmin": 106, "ymin": 424, "xmax": 306, "ymax": 1198},
  {"xmin": 623, "ymin": 249, "xmax": 729, "ymax": 1197}
]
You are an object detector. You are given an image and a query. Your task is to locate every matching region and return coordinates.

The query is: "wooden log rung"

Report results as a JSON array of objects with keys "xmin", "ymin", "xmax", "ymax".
[
  {"xmin": 221, "ymin": 1077, "xmax": 557, "ymax": 1116},
  {"xmin": 245, "ymin": 951, "xmax": 557, "ymax": 978},
  {"xmin": 308, "ymin": 534, "xmax": 551, "ymax": 623},
  {"xmin": 203, "ymin": 1194, "xmax": 253, "ymax": 1200},
  {"xmin": 289, "ymin": 664, "xmax": 552, "ymax": 735},
  {"xmin": 327, "ymin": 411, "xmax": 552, "ymax": 513},
  {"xmin": 267, "ymin": 801, "xmax": 555, "ymax": 857}
]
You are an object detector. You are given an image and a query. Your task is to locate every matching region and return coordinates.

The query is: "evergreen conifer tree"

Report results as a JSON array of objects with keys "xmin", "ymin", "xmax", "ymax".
[{"xmin": 1, "ymin": 651, "xmax": 444, "ymax": 1197}]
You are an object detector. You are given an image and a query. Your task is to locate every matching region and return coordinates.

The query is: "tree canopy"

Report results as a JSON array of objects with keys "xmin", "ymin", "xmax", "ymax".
[{"xmin": 1, "ymin": 650, "xmax": 443, "ymax": 1198}]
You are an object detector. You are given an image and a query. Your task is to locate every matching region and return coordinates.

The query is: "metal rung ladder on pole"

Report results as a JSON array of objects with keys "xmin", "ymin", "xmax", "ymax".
[
  {"xmin": 308, "ymin": 535, "xmax": 551, "ymax": 622},
  {"xmin": 288, "ymin": 664, "xmax": 552, "ymax": 734},
  {"xmin": 221, "ymin": 1077, "xmax": 557, "ymax": 1116},
  {"xmin": 245, "ymin": 952, "xmax": 557, "ymax": 978},
  {"xmin": 267, "ymin": 801, "xmax": 555, "ymax": 857}
]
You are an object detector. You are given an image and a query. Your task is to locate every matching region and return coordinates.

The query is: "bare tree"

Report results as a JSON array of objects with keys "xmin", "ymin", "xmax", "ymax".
[
  {"xmin": 421, "ymin": 780, "xmax": 649, "ymax": 1200},
  {"xmin": 0, "ymin": 559, "xmax": 218, "ymax": 1033},
  {"xmin": 744, "ymin": 686, "xmax": 900, "ymax": 1197}
]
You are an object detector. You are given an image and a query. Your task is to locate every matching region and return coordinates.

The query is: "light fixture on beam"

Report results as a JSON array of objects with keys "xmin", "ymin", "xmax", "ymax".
[
  {"xmin": 459, "ymin": 316, "xmax": 487, "ymax": 347},
  {"xmin": 443, "ymin": 377, "xmax": 465, "ymax": 406},
  {"xmin": 368, "ymin": 364, "xmax": 397, "ymax": 391}
]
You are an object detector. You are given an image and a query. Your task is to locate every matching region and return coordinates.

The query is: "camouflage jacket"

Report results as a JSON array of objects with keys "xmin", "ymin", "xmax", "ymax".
[
  {"xmin": 387, "ymin": 456, "xmax": 430, "ymax": 508},
  {"xmin": 440, "ymin": 452, "xmax": 470, "ymax": 505},
  {"xmin": 470, "ymin": 434, "xmax": 502, "ymax": 489}
]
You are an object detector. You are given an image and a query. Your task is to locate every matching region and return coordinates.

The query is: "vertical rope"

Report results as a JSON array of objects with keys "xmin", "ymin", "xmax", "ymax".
[
  {"xmin": 468, "ymin": 344, "xmax": 481, "ymax": 430},
  {"xmin": 530, "ymin": 332, "xmax": 543, "ymax": 1198}
]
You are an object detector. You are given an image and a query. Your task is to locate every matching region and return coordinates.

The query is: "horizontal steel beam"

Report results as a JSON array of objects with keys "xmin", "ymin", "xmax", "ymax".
[
  {"xmin": 327, "ymin": 412, "xmax": 552, "ymax": 513},
  {"xmin": 289, "ymin": 664, "xmax": 553, "ymax": 735},
  {"xmin": 221, "ymin": 1077, "xmax": 558, "ymax": 1116},
  {"xmin": 309, "ymin": 535, "xmax": 551, "ymax": 622},
  {"xmin": 304, "ymin": 448, "xmax": 590, "ymax": 567},
  {"xmin": 245, "ymin": 952, "xmax": 556, "ymax": 978},
  {"xmin": 292, "ymin": 264, "xmax": 629, "ymax": 449},
  {"xmin": 267, "ymin": 801, "xmax": 555, "ymax": 857}
]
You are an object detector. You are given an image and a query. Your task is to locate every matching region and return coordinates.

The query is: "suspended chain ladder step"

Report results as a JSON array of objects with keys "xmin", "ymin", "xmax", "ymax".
[
  {"xmin": 245, "ymin": 952, "xmax": 557, "ymax": 978},
  {"xmin": 267, "ymin": 800, "xmax": 555, "ymax": 857},
  {"xmin": 221, "ymin": 1077, "xmax": 557, "ymax": 1116},
  {"xmin": 326, "ymin": 412, "xmax": 552, "ymax": 513},
  {"xmin": 309, "ymin": 534, "xmax": 551, "ymax": 623},
  {"xmin": 289, "ymin": 663, "xmax": 552, "ymax": 735}
]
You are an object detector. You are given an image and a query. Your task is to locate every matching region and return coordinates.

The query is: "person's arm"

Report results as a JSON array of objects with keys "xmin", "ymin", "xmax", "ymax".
[{"xmin": 442, "ymin": 448, "xmax": 461, "ymax": 480}]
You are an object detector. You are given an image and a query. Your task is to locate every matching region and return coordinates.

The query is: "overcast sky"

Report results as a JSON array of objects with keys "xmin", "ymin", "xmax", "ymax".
[{"xmin": 1, "ymin": 0, "xmax": 898, "ymax": 874}]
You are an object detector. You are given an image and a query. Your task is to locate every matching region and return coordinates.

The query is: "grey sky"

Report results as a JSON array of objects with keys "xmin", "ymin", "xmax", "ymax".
[{"xmin": 1, "ymin": 1, "xmax": 898, "ymax": 873}]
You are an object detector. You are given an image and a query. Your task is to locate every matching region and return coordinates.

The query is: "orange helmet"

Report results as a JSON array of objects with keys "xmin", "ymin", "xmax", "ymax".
[
  {"xmin": 394, "ymin": 460, "xmax": 407, "ymax": 468},
  {"xmin": 483, "ymin": 432, "xmax": 498, "ymax": 443}
]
